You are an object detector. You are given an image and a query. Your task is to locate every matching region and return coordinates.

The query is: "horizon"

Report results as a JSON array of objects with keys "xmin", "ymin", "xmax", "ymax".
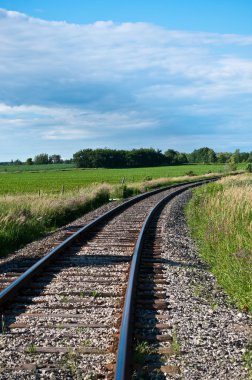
[
  {"xmin": 1, "ymin": 146, "xmax": 250, "ymax": 164},
  {"xmin": 0, "ymin": 1, "xmax": 252, "ymax": 161}
]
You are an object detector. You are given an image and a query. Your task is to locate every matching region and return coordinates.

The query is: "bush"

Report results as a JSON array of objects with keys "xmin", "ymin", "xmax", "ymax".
[
  {"xmin": 225, "ymin": 162, "xmax": 237, "ymax": 172},
  {"xmin": 112, "ymin": 185, "xmax": 135, "ymax": 199},
  {"xmin": 185, "ymin": 170, "xmax": 196, "ymax": 176},
  {"xmin": 246, "ymin": 163, "xmax": 252, "ymax": 173}
]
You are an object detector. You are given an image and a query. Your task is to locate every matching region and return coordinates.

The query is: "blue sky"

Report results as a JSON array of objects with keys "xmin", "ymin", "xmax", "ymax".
[
  {"xmin": 1, "ymin": 0, "xmax": 252, "ymax": 34},
  {"xmin": 0, "ymin": 1, "xmax": 252, "ymax": 160}
]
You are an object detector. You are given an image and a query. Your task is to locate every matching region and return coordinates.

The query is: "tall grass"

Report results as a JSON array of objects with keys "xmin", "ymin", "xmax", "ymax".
[
  {"xmin": 186, "ymin": 174, "xmax": 252, "ymax": 312},
  {"xmin": 0, "ymin": 184, "xmax": 111, "ymax": 256},
  {"xmin": 0, "ymin": 171, "xmax": 240, "ymax": 258}
]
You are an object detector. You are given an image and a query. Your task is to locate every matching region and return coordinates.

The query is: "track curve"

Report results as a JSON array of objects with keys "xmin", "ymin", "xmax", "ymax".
[{"xmin": 0, "ymin": 179, "xmax": 215, "ymax": 379}]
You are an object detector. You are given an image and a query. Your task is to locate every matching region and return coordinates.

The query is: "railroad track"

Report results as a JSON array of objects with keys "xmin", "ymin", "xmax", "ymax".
[{"xmin": 0, "ymin": 179, "xmax": 215, "ymax": 379}]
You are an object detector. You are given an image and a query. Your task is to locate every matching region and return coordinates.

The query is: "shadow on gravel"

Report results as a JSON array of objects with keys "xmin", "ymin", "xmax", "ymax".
[{"xmin": 161, "ymin": 258, "xmax": 208, "ymax": 270}]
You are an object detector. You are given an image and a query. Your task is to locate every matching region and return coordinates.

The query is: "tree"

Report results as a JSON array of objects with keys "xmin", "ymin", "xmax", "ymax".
[
  {"xmin": 239, "ymin": 152, "xmax": 249, "ymax": 162},
  {"xmin": 230, "ymin": 149, "xmax": 249, "ymax": 163},
  {"xmin": 13, "ymin": 159, "xmax": 22, "ymax": 165},
  {"xmin": 189, "ymin": 147, "xmax": 216, "ymax": 163},
  {"xmin": 73, "ymin": 148, "xmax": 165, "ymax": 168},
  {"xmin": 34, "ymin": 153, "xmax": 49, "ymax": 165},
  {"xmin": 177, "ymin": 153, "xmax": 188, "ymax": 164},
  {"xmin": 127, "ymin": 148, "xmax": 165, "ymax": 167},
  {"xmin": 247, "ymin": 152, "xmax": 252, "ymax": 163},
  {"xmin": 217, "ymin": 152, "xmax": 231, "ymax": 163},
  {"xmin": 164, "ymin": 150, "xmax": 188, "ymax": 165},
  {"xmin": 49, "ymin": 154, "xmax": 62, "ymax": 164},
  {"xmin": 73, "ymin": 149, "xmax": 96, "ymax": 168},
  {"xmin": 207, "ymin": 149, "xmax": 217, "ymax": 163},
  {"xmin": 164, "ymin": 149, "xmax": 178, "ymax": 165},
  {"xmin": 26, "ymin": 158, "xmax": 33, "ymax": 165},
  {"xmin": 232, "ymin": 149, "xmax": 241, "ymax": 164}
]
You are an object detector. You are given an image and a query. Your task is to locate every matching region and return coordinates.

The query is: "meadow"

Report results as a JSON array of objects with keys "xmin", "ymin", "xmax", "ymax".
[
  {"xmin": 0, "ymin": 163, "xmax": 243, "ymax": 195},
  {"xmin": 186, "ymin": 174, "xmax": 252, "ymax": 313},
  {"xmin": 0, "ymin": 163, "xmax": 74, "ymax": 173},
  {"xmin": 0, "ymin": 161, "xmax": 228, "ymax": 257},
  {"xmin": 0, "ymin": 163, "xmax": 245, "ymax": 258}
]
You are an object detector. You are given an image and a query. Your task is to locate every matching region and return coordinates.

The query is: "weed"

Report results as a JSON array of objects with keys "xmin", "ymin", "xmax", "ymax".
[
  {"xmin": 243, "ymin": 342, "xmax": 252, "ymax": 379},
  {"xmin": 80, "ymin": 339, "xmax": 91, "ymax": 347},
  {"xmin": 62, "ymin": 348, "xmax": 82, "ymax": 380},
  {"xmin": 133, "ymin": 341, "xmax": 157, "ymax": 364},
  {"xmin": 210, "ymin": 301, "xmax": 218, "ymax": 311},
  {"xmin": 56, "ymin": 323, "xmax": 65, "ymax": 329},
  {"xmin": 83, "ymin": 375, "xmax": 96, "ymax": 380},
  {"xmin": 192, "ymin": 284, "xmax": 203, "ymax": 298},
  {"xmin": 76, "ymin": 326, "xmax": 86, "ymax": 333},
  {"xmin": 171, "ymin": 329, "xmax": 180, "ymax": 354},
  {"xmin": 1, "ymin": 315, "xmax": 7, "ymax": 334},
  {"xmin": 192, "ymin": 283, "xmax": 219, "ymax": 310},
  {"xmin": 91, "ymin": 290, "xmax": 99, "ymax": 298},
  {"xmin": 26, "ymin": 343, "xmax": 37, "ymax": 354},
  {"xmin": 61, "ymin": 295, "xmax": 69, "ymax": 303}
]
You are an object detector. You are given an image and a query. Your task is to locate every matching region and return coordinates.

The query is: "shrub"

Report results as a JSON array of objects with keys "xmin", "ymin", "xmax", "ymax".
[
  {"xmin": 185, "ymin": 170, "xmax": 196, "ymax": 176},
  {"xmin": 246, "ymin": 163, "xmax": 252, "ymax": 173},
  {"xmin": 112, "ymin": 185, "xmax": 135, "ymax": 199}
]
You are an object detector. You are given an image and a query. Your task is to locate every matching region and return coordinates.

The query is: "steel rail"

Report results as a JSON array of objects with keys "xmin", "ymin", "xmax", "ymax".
[
  {"xmin": 115, "ymin": 179, "xmax": 214, "ymax": 380},
  {"xmin": 0, "ymin": 178, "xmax": 217, "ymax": 309}
]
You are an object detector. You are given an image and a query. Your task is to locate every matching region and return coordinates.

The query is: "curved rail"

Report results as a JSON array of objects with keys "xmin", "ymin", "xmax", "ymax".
[
  {"xmin": 115, "ymin": 179, "xmax": 213, "ymax": 380},
  {"xmin": 0, "ymin": 178, "xmax": 216, "ymax": 309}
]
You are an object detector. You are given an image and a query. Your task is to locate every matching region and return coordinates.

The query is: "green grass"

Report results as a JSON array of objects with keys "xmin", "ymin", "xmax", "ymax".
[
  {"xmin": 133, "ymin": 341, "xmax": 157, "ymax": 364},
  {"xmin": 0, "ymin": 163, "xmax": 74, "ymax": 173},
  {"xmin": 25, "ymin": 344, "xmax": 37, "ymax": 354},
  {"xmin": 0, "ymin": 163, "xmax": 244, "ymax": 258},
  {"xmin": 186, "ymin": 174, "xmax": 252, "ymax": 313},
  {"xmin": 0, "ymin": 163, "xmax": 245, "ymax": 195},
  {"xmin": 0, "ymin": 185, "xmax": 111, "ymax": 257}
]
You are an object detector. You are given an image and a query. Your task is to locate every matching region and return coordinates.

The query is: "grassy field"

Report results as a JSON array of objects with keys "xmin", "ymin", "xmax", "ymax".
[
  {"xmin": 0, "ymin": 163, "xmax": 245, "ymax": 195},
  {"xmin": 0, "ymin": 163, "xmax": 74, "ymax": 173},
  {"xmin": 186, "ymin": 174, "xmax": 252, "ymax": 313},
  {"xmin": 0, "ymin": 162, "xmax": 226, "ymax": 257},
  {"xmin": 0, "ymin": 162, "xmax": 245, "ymax": 258}
]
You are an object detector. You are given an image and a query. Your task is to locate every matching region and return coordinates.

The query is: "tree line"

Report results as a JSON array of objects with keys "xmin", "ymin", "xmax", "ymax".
[
  {"xmin": 73, "ymin": 147, "xmax": 252, "ymax": 168},
  {"xmin": 9, "ymin": 147, "xmax": 252, "ymax": 168},
  {"xmin": 10, "ymin": 154, "xmax": 68, "ymax": 166}
]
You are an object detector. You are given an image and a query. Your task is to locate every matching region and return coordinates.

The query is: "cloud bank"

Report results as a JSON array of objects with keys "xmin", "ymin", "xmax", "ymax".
[{"xmin": 0, "ymin": 9, "xmax": 252, "ymax": 159}]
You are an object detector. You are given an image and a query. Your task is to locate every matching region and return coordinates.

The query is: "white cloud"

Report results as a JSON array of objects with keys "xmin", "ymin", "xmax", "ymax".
[
  {"xmin": 0, "ymin": 8, "xmax": 252, "ymax": 158},
  {"xmin": 0, "ymin": 103, "xmax": 157, "ymax": 141}
]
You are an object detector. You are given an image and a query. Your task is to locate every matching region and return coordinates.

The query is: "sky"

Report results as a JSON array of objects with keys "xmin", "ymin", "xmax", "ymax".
[{"xmin": 0, "ymin": 1, "xmax": 252, "ymax": 161}]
